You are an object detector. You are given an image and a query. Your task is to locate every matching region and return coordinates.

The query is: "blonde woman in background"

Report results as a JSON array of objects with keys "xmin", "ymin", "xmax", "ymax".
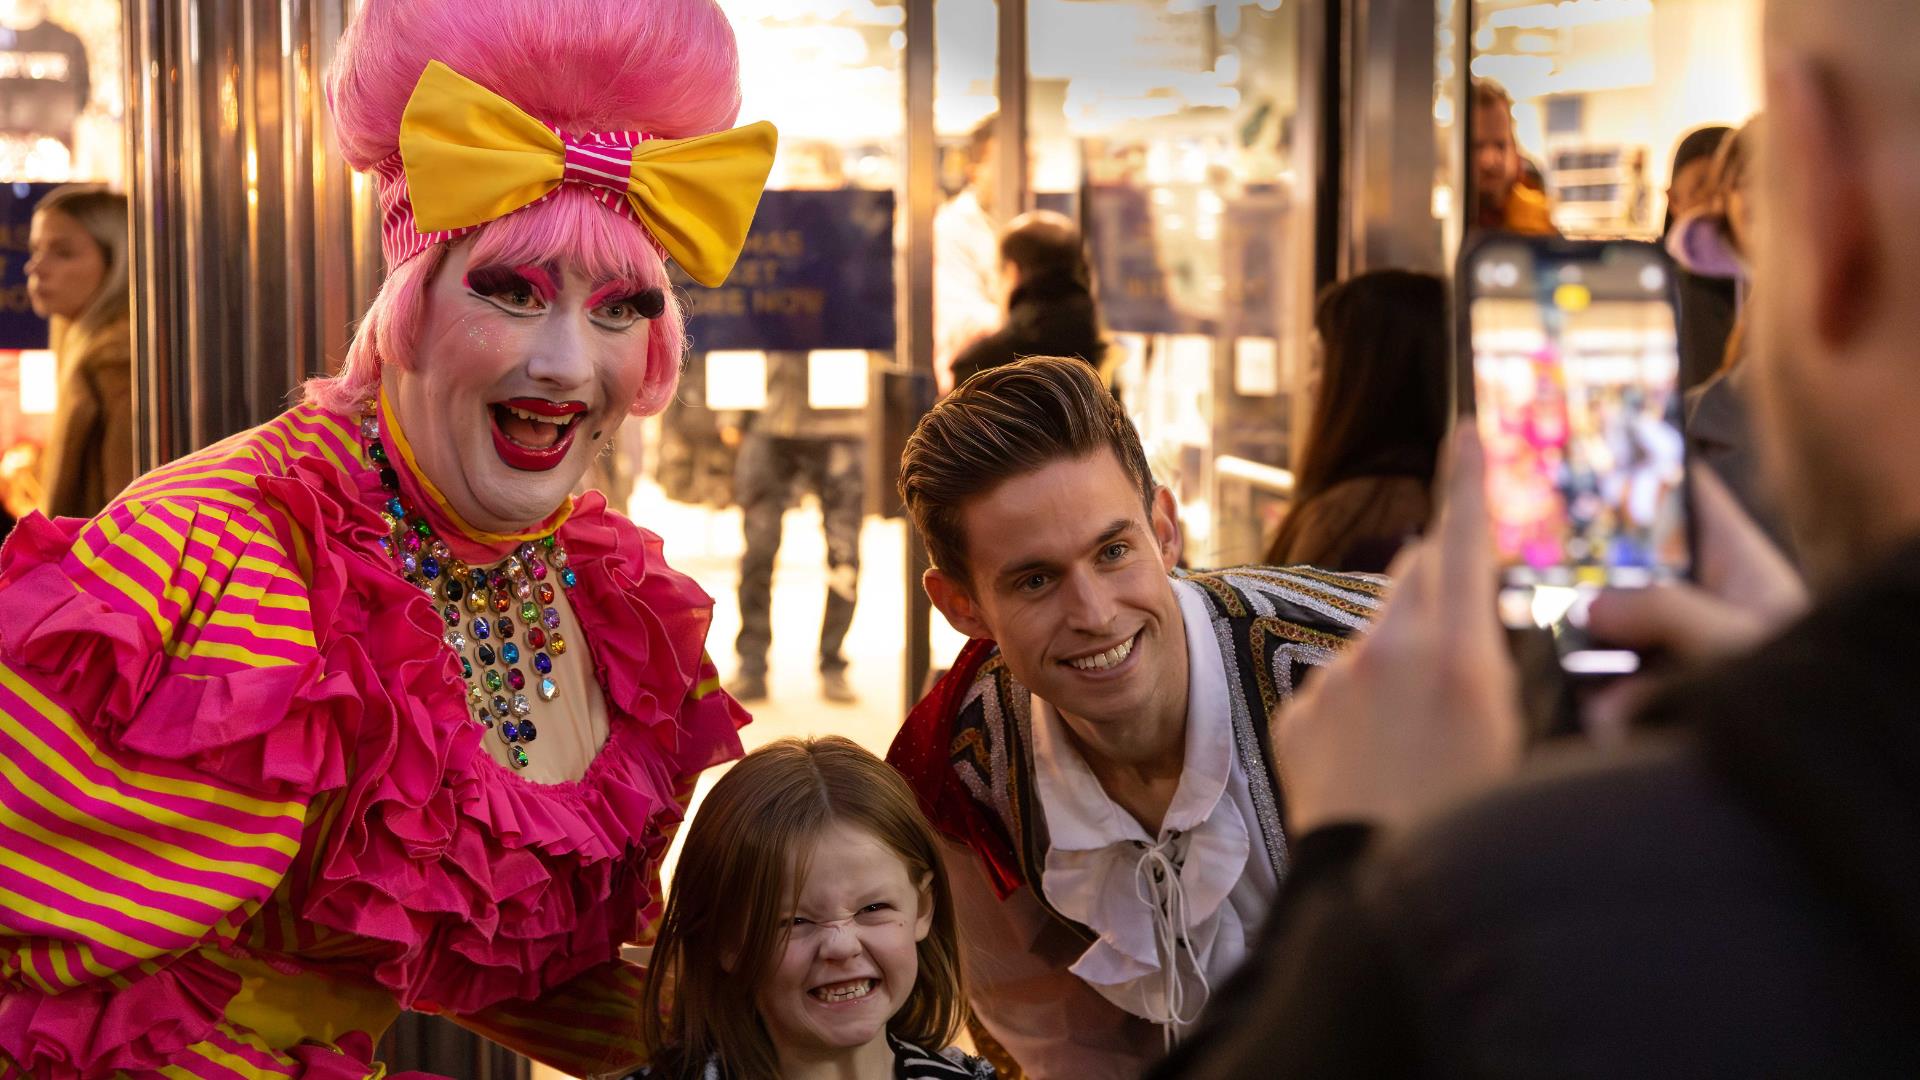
[{"xmin": 24, "ymin": 184, "xmax": 132, "ymax": 518}]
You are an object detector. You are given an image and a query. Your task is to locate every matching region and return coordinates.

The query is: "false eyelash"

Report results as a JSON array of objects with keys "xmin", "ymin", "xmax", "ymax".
[
  {"xmin": 463, "ymin": 265, "xmax": 536, "ymax": 299},
  {"xmin": 631, "ymin": 288, "xmax": 666, "ymax": 319}
]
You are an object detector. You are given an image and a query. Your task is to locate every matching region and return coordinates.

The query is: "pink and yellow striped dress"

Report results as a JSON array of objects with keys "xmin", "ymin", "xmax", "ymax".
[{"xmin": 0, "ymin": 402, "xmax": 749, "ymax": 1079}]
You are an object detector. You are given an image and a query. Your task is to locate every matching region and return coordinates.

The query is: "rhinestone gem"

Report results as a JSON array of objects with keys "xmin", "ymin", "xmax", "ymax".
[
  {"xmin": 477, "ymin": 643, "xmax": 497, "ymax": 666},
  {"xmin": 550, "ymin": 547, "xmax": 570, "ymax": 569},
  {"xmin": 527, "ymin": 627, "xmax": 547, "ymax": 648},
  {"xmin": 412, "ymin": 519, "xmax": 432, "ymax": 539},
  {"xmin": 491, "ymin": 694, "xmax": 510, "ymax": 717},
  {"xmin": 509, "ymin": 745, "xmax": 530, "ymax": 769},
  {"xmin": 380, "ymin": 467, "xmax": 400, "ymax": 490},
  {"xmin": 471, "ymin": 618, "xmax": 490, "ymax": 640},
  {"xmin": 537, "ymin": 582, "xmax": 555, "ymax": 605},
  {"xmin": 510, "ymin": 693, "xmax": 531, "ymax": 717},
  {"xmin": 484, "ymin": 668, "xmax": 503, "ymax": 691},
  {"xmin": 491, "ymin": 593, "xmax": 512, "ymax": 613},
  {"xmin": 420, "ymin": 578, "xmax": 436, "ymax": 597},
  {"xmin": 537, "ymin": 676, "xmax": 558, "ymax": 701},
  {"xmin": 387, "ymin": 497, "xmax": 405, "ymax": 517},
  {"xmin": 367, "ymin": 440, "xmax": 387, "ymax": 464},
  {"xmin": 494, "ymin": 617, "xmax": 513, "ymax": 639},
  {"xmin": 401, "ymin": 553, "xmax": 420, "ymax": 575},
  {"xmin": 502, "ymin": 642, "xmax": 521, "ymax": 664},
  {"xmin": 461, "ymin": 657, "xmax": 473, "ymax": 679},
  {"xmin": 377, "ymin": 537, "xmax": 394, "ymax": 558},
  {"xmin": 529, "ymin": 560, "xmax": 547, "ymax": 581},
  {"xmin": 429, "ymin": 540, "xmax": 451, "ymax": 560},
  {"xmin": 541, "ymin": 607, "xmax": 561, "ymax": 630},
  {"xmin": 469, "ymin": 567, "xmax": 489, "ymax": 590},
  {"xmin": 560, "ymin": 567, "xmax": 577, "ymax": 589},
  {"xmin": 443, "ymin": 605, "xmax": 460, "ymax": 626},
  {"xmin": 467, "ymin": 687, "xmax": 485, "ymax": 710},
  {"xmin": 520, "ymin": 600, "xmax": 539, "ymax": 622},
  {"xmin": 444, "ymin": 630, "xmax": 467, "ymax": 652},
  {"xmin": 379, "ymin": 512, "xmax": 398, "ymax": 533},
  {"xmin": 533, "ymin": 652, "xmax": 552, "ymax": 675},
  {"xmin": 504, "ymin": 556, "xmax": 524, "ymax": 578},
  {"xmin": 548, "ymin": 632, "xmax": 567, "ymax": 655},
  {"xmin": 403, "ymin": 533, "xmax": 423, "ymax": 554},
  {"xmin": 422, "ymin": 557, "xmax": 441, "ymax": 579},
  {"xmin": 489, "ymin": 572, "xmax": 509, "ymax": 593},
  {"xmin": 517, "ymin": 542, "xmax": 539, "ymax": 562},
  {"xmin": 444, "ymin": 578, "xmax": 466, "ymax": 602},
  {"xmin": 465, "ymin": 590, "xmax": 488, "ymax": 613},
  {"xmin": 514, "ymin": 579, "xmax": 533, "ymax": 601},
  {"xmin": 480, "ymin": 714, "xmax": 495, "ymax": 728},
  {"xmin": 500, "ymin": 720, "xmax": 521, "ymax": 742},
  {"xmin": 542, "ymin": 535, "xmax": 557, "ymax": 549},
  {"xmin": 518, "ymin": 719, "xmax": 537, "ymax": 743},
  {"xmin": 360, "ymin": 416, "xmax": 380, "ymax": 440},
  {"xmin": 507, "ymin": 668, "xmax": 526, "ymax": 691}
]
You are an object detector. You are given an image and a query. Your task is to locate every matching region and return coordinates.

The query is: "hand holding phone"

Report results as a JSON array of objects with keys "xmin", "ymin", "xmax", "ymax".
[{"xmin": 1462, "ymin": 236, "xmax": 1690, "ymax": 674}]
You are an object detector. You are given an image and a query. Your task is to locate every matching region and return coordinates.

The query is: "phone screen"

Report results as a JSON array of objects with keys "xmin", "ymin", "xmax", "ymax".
[{"xmin": 1466, "ymin": 239, "xmax": 1688, "ymax": 661}]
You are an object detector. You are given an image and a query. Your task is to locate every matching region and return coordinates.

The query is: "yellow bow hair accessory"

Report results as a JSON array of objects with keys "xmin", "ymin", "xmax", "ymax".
[{"xmin": 396, "ymin": 60, "xmax": 777, "ymax": 288}]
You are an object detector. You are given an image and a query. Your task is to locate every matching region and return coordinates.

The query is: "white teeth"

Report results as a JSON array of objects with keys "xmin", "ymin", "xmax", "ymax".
[
  {"xmin": 1068, "ymin": 635, "xmax": 1135, "ymax": 672},
  {"xmin": 502, "ymin": 404, "xmax": 568, "ymax": 425},
  {"xmin": 813, "ymin": 979, "xmax": 875, "ymax": 1003}
]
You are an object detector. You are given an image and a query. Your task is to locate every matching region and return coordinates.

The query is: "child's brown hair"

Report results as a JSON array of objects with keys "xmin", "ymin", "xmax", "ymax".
[{"xmin": 642, "ymin": 736, "xmax": 967, "ymax": 1080}]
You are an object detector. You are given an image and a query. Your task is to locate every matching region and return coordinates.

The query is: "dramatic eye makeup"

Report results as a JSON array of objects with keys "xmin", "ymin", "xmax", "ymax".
[
  {"xmin": 463, "ymin": 263, "xmax": 558, "ymax": 314},
  {"xmin": 586, "ymin": 282, "xmax": 666, "ymax": 329}
]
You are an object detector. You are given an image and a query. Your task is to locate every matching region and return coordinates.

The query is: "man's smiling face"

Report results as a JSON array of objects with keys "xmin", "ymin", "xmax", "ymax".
[{"xmin": 928, "ymin": 448, "xmax": 1185, "ymax": 732}]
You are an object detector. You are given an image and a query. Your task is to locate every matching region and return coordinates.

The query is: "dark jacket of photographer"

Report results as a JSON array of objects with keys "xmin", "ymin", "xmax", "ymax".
[{"xmin": 1152, "ymin": 537, "xmax": 1920, "ymax": 1079}]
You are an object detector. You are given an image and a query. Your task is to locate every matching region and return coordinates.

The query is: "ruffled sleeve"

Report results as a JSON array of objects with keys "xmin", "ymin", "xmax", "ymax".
[{"xmin": 0, "ymin": 498, "xmax": 342, "ymax": 1078}]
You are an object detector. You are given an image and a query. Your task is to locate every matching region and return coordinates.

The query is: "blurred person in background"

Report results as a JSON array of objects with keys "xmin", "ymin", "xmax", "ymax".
[
  {"xmin": 1471, "ymin": 80, "xmax": 1558, "ymax": 236},
  {"xmin": 1264, "ymin": 271, "xmax": 1448, "ymax": 573},
  {"xmin": 949, "ymin": 210, "xmax": 1106, "ymax": 389},
  {"xmin": 935, "ymin": 116, "xmax": 1003, "ymax": 396},
  {"xmin": 1665, "ymin": 124, "xmax": 1738, "ymax": 393},
  {"xmin": 1669, "ymin": 120, "xmax": 1797, "ymax": 557},
  {"xmin": 723, "ymin": 351, "xmax": 866, "ymax": 706},
  {"xmin": 24, "ymin": 183, "xmax": 131, "ymax": 520},
  {"xmin": 1154, "ymin": 0, "xmax": 1920, "ymax": 1072}
]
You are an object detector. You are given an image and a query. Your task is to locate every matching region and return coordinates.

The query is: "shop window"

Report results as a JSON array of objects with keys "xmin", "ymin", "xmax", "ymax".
[{"xmin": 0, "ymin": 0, "xmax": 126, "ymax": 536}]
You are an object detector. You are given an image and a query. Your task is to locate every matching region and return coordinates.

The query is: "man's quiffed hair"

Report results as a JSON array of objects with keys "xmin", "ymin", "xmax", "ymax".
[{"xmin": 899, "ymin": 355, "xmax": 1154, "ymax": 581}]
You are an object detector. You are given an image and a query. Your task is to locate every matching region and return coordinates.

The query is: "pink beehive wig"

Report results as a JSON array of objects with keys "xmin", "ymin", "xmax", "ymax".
[{"xmin": 303, "ymin": 0, "xmax": 744, "ymax": 416}]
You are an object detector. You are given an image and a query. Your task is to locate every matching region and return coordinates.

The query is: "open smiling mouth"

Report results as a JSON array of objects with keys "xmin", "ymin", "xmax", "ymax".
[
  {"xmin": 810, "ymin": 977, "xmax": 878, "ymax": 1005},
  {"xmin": 1062, "ymin": 630, "xmax": 1141, "ymax": 674},
  {"xmin": 489, "ymin": 398, "xmax": 586, "ymax": 472}
]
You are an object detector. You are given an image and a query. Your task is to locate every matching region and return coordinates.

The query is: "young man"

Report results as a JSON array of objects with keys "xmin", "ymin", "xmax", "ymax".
[
  {"xmin": 887, "ymin": 357, "xmax": 1382, "ymax": 1078},
  {"xmin": 1158, "ymin": 0, "xmax": 1920, "ymax": 1074}
]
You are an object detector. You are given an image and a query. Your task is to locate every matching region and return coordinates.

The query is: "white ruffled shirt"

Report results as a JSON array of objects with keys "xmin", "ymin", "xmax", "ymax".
[{"xmin": 1029, "ymin": 578, "xmax": 1279, "ymax": 1040}]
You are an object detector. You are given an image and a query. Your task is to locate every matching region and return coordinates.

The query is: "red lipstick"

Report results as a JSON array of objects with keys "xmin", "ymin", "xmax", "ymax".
[{"xmin": 489, "ymin": 398, "xmax": 588, "ymax": 472}]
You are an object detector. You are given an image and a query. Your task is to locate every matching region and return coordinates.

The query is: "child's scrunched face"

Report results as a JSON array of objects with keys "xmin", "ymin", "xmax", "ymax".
[{"xmin": 757, "ymin": 822, "xmax": 934, "ymax": 1061}]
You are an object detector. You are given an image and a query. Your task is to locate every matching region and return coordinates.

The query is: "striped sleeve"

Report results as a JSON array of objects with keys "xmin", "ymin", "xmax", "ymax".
[
  {"xmin": 449, "ymin": 960, "xmax": 651, "ymax": 1078},
  {"xmin": 0, "ymin": 498, "xmax": 320, "ymax": 1073}
]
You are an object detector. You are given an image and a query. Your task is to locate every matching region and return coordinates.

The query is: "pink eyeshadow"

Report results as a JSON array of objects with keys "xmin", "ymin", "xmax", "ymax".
[
  {"xmin": 513, "ymin": 264, "xmax": 560, "ymax": 300},
  {"xmin": 586, "ymin": 281, "xmax": 643, "ymax": 309}
]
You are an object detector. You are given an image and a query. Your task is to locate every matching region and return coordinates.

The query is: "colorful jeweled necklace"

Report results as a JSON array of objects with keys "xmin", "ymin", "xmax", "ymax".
[{"xmin": 357, "ymin": 407, "xmax": 579, "ymax": 770}]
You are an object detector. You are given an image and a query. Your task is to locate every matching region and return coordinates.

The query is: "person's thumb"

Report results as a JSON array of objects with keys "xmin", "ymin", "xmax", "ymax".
[{"xmin": 1586, "ymin": 582, "xmax": 1766, "ymax": 664}]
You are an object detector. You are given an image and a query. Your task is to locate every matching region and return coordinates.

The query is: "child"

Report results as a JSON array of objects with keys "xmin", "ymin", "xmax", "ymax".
[{"xmin": 634, "ymin": 736, "xmax": 993, "ymax": 1080}]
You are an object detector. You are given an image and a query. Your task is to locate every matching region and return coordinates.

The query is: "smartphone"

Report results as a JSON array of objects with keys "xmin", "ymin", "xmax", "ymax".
[{"xmin": 1460, "ymin": 235, "xmax": 1691, "ymax": 675}]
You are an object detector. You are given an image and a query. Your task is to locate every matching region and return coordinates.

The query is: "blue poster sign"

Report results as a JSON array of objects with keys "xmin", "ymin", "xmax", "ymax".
[
  {"xmin": 676, "ymin": 188, "xmax": 895, "ymax": 352},
  {"xmin": 0, "ymin": 182, "xmax": 58, "ymax": 350}
]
